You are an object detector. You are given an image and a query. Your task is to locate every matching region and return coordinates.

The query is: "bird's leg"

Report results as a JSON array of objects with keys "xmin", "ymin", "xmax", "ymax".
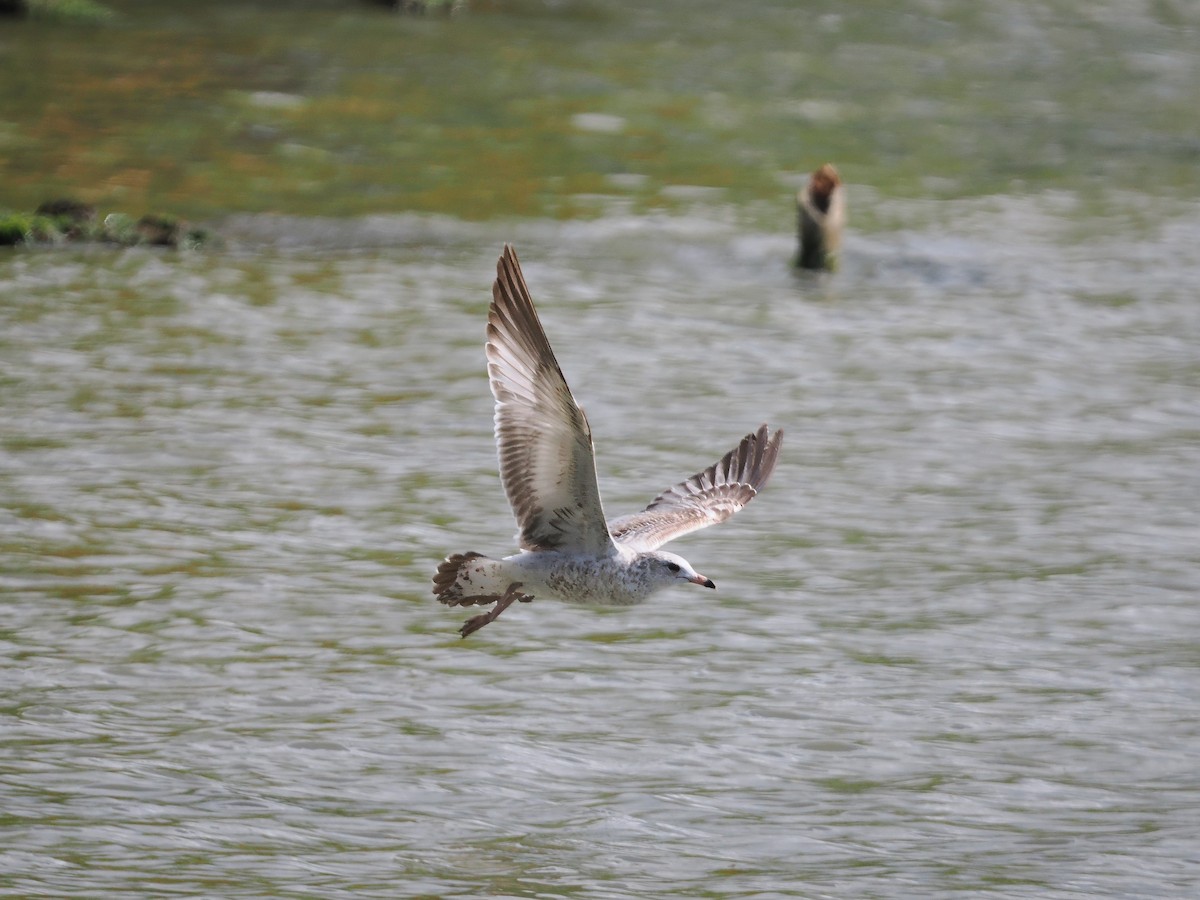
[{"xmin": 458, "ymin": 582, "xmax": 531, "ymax": 638}]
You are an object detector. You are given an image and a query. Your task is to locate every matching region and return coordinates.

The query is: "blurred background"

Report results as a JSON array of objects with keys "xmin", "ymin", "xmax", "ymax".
[
  {"xmin": 2, "ymin": 2, "xmax": 1199, "ymax": 898},
  {"xmin": 4, "ymin": 0, "xmax": 1198, "ymax": 223}
]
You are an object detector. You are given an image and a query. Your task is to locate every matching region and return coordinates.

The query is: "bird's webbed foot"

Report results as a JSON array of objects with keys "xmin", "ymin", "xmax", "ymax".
[{"xmin": 458, "ymin": 583, "xmax": 532, "ymax": 638}]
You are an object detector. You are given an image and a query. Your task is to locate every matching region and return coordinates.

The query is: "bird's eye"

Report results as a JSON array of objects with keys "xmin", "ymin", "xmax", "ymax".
[{"xmin": 666, "ymin": 562, "xmax": 681, "ymax": 572}]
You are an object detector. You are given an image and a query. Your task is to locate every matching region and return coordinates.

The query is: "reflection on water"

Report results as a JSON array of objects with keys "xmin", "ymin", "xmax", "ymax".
[{"xmin": 3, "ymin": 197, "xmax": 1199, "ymax": 897}]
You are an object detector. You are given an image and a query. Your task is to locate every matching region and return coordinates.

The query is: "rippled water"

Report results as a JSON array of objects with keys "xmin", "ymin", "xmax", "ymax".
[
  {"xmin": 3, "ymin": 197, "xmax": 1199, "ymax": 897},
  {"xmin": 6, "ymin": 0, "xmax": 1200, "ymax": 893}
]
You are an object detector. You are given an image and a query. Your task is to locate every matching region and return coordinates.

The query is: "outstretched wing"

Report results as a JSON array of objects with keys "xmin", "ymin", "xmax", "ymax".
[
  {"xmin": 487, "ymin": 244, "xmax": 617, "ymax": 556},
  {"xmin": 607, "ymin": 425, "xmax": 783, "ymax": 552}
]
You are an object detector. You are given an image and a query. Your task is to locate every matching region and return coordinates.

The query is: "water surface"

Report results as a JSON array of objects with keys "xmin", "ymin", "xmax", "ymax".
[
  {"xmin": 3, "ymin": 0, "xmax": 1200, "ymax": 897},
  {"xmin": 4, "ymin": 200, "xmax": 1199, "ymax": 897}
]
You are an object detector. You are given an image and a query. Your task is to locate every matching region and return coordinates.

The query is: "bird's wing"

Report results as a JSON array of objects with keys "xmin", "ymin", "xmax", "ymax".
[
  {"xmin": 487, "ymin": 244, "xmax": 617, "ymax": 556},
  {"xmin": 607, "ymin": 425, "xmax": 783, "ymax": 552}
]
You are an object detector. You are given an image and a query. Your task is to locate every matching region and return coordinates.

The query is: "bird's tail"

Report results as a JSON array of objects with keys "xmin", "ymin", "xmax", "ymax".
[{"xmin": 432, "ymin": 552, "xmax": 505, "ymax": 607}]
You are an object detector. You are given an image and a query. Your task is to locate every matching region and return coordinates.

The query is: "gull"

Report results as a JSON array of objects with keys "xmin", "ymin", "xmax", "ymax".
[{"xmin": 433, "ymin": 244, "xmax": 783, "ymax": 637}]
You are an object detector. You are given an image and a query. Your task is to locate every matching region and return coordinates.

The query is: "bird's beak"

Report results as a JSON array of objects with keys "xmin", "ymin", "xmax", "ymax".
[{"xmin": 690, "ymin": 574, "xmax": 716, "ymax": 589}]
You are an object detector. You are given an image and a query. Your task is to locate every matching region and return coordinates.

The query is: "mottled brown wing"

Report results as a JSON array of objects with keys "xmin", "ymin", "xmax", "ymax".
[
  {"xmin": 487, "ymin": 244, "xmax": 617, "ymax": 556},
  {"xmin": 607, "ymin": 425, "xmax": 783, "ymax": 552}
]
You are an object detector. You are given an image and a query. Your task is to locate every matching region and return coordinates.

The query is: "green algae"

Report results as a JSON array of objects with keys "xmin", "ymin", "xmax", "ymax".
[{"xmin": 1, "ymin": 0, "xmax": 1196, "ymax": 225}]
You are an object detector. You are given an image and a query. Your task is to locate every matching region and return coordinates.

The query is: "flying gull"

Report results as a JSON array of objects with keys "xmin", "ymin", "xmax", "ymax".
[{"xmin": 434, "ymin": 244, "xmax": 783, "ymax": 637}]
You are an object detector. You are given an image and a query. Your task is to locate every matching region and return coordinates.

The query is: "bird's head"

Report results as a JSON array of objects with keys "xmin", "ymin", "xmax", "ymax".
[{"xmin": 640, "ymin": 550, "xmax": 715, "ymax": 590}]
